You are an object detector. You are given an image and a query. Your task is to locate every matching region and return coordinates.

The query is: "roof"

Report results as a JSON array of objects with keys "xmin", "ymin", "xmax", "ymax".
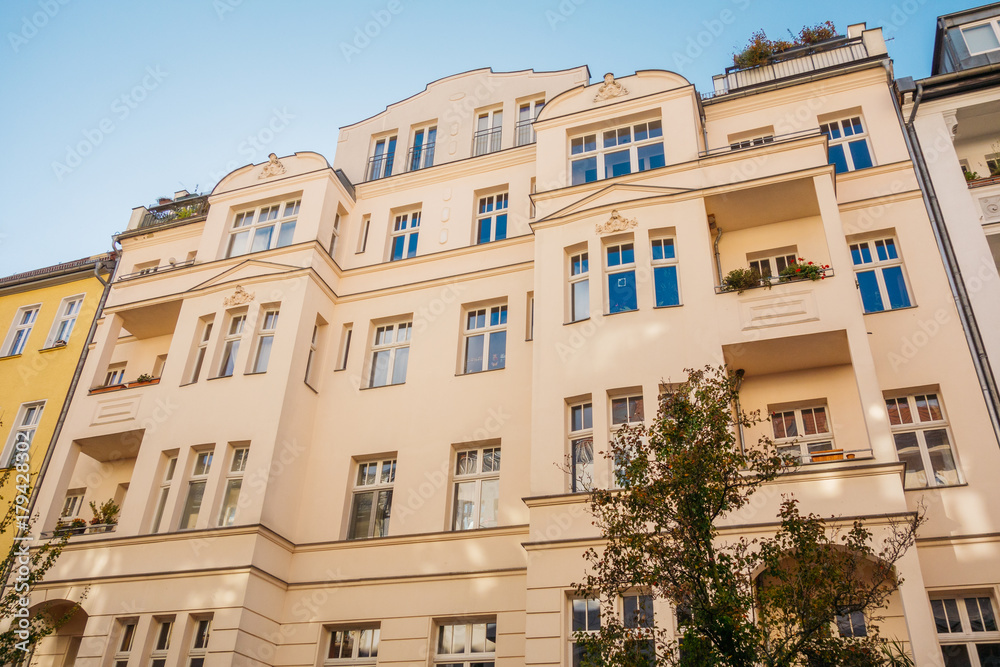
[{"xmin": 0, "ymin": 253, "xmax": 116, "ymax": 289}]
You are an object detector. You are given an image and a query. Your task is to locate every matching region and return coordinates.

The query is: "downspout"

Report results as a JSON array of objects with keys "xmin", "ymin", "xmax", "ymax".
[
  {"xmin": 710, "ymin": 216, "xmax": 723, "ymax": 285},
  {"xmin": 896, "ymin": 84, "xmax": 1000, "ymax": 448}
]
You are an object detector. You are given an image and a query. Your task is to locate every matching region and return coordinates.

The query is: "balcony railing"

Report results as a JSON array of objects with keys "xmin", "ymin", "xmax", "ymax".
[
  {"xmin": 699, "ymin": 128, "xmax": 821, "ymax": 158},
  {"xmin": 366, "ymin": 153, "xmax": 395, "ymax": 181},
  {"xmin": 715, "ymin": 268, "xmax": 834, "ymax": 294},
  {"xmin": 44, "ymin": 522, "xmax": 118, "ymax": 539},
  {"xmin": 515, "ymin": 120, "xmax": 536, "ymax": 146},
  {"xmin": 407, "ymin": 143, "xmax": 436, "ymax": 172},
  {"xmin": 711, "ymin": 37, "xmax": 869, "ymax": 96},
  {"xmin": 780, "ymin": 444, "xmax": 872, "ymax": 465},
  {"xmin": 117, "ymin": 259, "xmax": 195, "ymax": 281},
  {"xmin": 139, "ymin": 197, "xmax": 208, "ymax": 230},
  {"xmin": 472, "ymin": 127, "xmax": 502, "ymax": 156}
]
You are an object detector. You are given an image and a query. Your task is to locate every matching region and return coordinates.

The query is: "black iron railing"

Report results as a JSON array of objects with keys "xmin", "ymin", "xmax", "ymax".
[
  {"xmin": 366, "ymin": 153, "xmax": 395, "ymax": 181},
  {"xmin": 515, "ymin": 120, "xmax": 536, "ymax": 146},
  {"xmin": 139, "ymin": 197, "xmax": 208, "ymax": 229},
  {"xmin": 407, "ymin": 143, "xmax": 436, "ymax": 171},
  {"xmin": 472, "ymin": 127, "xmax": 502, "ymax": 156}
]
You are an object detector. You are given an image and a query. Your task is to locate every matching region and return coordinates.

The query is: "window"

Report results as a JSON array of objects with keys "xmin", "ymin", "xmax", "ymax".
[
  {"xmin": 570, "ymin": 401, "xmax": 594, "ymax": 492},
  {"xmin": 3, "ymin": 305, "xmax": 39, "ymax": 356},
  {"xmin": 356, "ymin": 215, "xmax": 371, "ymax": 253},
  {"xmin": 338, "ymin": 324, "xmax": 353, "ymax": 371},
  {"xmin": 850, "ymin": 236, "xmax": 912, "ymax": 313},
  {"xmin": 931, "ymin": 593, "xmax": 1000, "ymax": 667},
  {"xmin": 179, "ymin": 450, "xmax": 213, "ymax": 530},
  {"xmin": 409, "ymin": 125, "xmax": 436, "ymax": 171},
  {"xmin": 569, "ymin": 251, "xmax": 590, "ymax": 322},
  {"xmin": 188, "ymin": 318, "xmax": 214, "ymax": 384},
  {"xmin": 151, "ymin": 455, "xmax": 177, "ymax": 533},
  {"xmin": 113, "ymin": 620, "xmax": 137, "ymax": 667},
  {"xmin": 749, "ymin": 251, "xmax": 797, "ymax": 282},
  {"xmin": 105, "ymin": 363, "xmax": 127, "ymax": 387},
  {"xmin": 329, "ymin": 213, "xmax": 341, "ymax": 256},
  {"xmin": 305, "ymin": 324, "xmax": 320, "ymax": 385},
  {"xmin": 887, "ymin": 393, "xmax": 960, "ymax": 488},
  {"xmin": 187, "ymin": 618, "xmax": 212, "ymax": 667},
  {"xmin": 2, "ymin": 402, "xmax": 43, "ymax": 468},
  {"xmin": 367, "ymin": 321, "xmax": 411, "ymax": 387},
  {"xmin": 367, "ymin": 135, "xmax": 397, "ymax": 180},
  {"xmin": 463, "ymin": 305, "xmax": 507, "ymax": 374},
  {"xmin": 516, "ymin": 98, "xmax": 544, "ymax": 146},
  {"xmin": 606, "ymin": 242, "xmax": 637, "ymax": 313},
  {"xmin": 771, "ymin": 405, "xmax": 834, "ymax": 463},
  {"xmin": 611, "ymin": 394, "xmax": 644, "ymax": 487},
  {"xmin": 60, "ymin": 490, "xmax": 84, "ymax": 518},
  {"xmin": 435, "ymin": 621, "xmax": 496, "ymax": 666},
  {"xmin": 622, "ymin": 593, "xmax": 656, "ymax": 663},
  {"xmin": 962, "ymin": 19, "xmax": 1000, "ymax": 55},
  {"xmin": 986, "ymin": 153, "xmax": 1000, "ymax": 178},
  {"xmin": 570, "ymin": 119, "xmax": 664, "ymax": 185},
  {"xmin": 475, "ymin": 192, "xmax": 508, "ymax": 244},
  {"xmin": 218, "ymin": 446, "xmax": 248, "ymax": 526},
  {"xmin": 226, "ymin": 200, "xmax": 299, "ymax": 258},
  {"xmin": 47, "ymin": 295, "xmax": 83, "ymax": 346},
  {"xmin": 820, "ymin": 116, "xmax": 873, "ymax": 173},
  {"xmin": 150, "ymin": 620, "xmax": 172, "ymax": 667},
  {"xmin": 325, "ymin": 626, "xmax": 380, "ymax": 665},
  {"xmin": 730, "ymin": 134, "xmax": 774, "ymax": 150},
  {"xmin": 252, "ymin": 308, "xmax": 279, "ymax": 373},
  {"xmin": 526, "ymin": 292, "xmax": 534, "ymax": 341},
  {"xmin": 651, "ymin": 236, "xmax": 680, "ymax": 307},
  {"xmin": 453, "ymin": 446, "xmax": 500, "ymax": 531},
  {"xmin": 835, "ymin": 609, "xmax": 867, "ymax": 638},
  {"xmin": 218, "ymin": 313, "xmax": 246, "ymax": 377},
  {"xmin": 473, "ymin": 108, "xmax": 503, "ymax": 156},
  {"xmin": 347, "ymin": 458, "xmax": 395, "ymax": 539},
  {"xmin": 571, "ymin": 599, "xmax": 601, "ymax": 667},
  {"xmin": 389, "ymin": 210, "xmax": 420, "ymax": 261}
]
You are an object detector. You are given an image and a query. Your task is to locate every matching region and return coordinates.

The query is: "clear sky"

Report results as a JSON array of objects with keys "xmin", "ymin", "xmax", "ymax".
[{"xmin": 0, "ymin": 0, "xmax": 973, "ymax": 276}]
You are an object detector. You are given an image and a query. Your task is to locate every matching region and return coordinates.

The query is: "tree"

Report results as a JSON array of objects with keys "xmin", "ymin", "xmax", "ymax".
[
  {"xmin": 574, "ymin": 366, "xmax": 920, "ymax": 666},
  {"xmin": 0, "ymin": 465, "xmax": 79, "ymax": 663}
]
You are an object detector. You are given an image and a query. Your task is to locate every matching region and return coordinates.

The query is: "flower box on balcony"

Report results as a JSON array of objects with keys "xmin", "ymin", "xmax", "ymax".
[
  {"xmin": 127, "ymin": 377, "xmax": 160, "ymax": 389},
  {"xmin": 89, "ymin": 384, "xmax": 126, "ymax": 395}
]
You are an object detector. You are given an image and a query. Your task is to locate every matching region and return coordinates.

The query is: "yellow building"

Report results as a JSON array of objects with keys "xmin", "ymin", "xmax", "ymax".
[{"xmin": 0, "ymin": 254, "xmax": 116, "ymax": 553}]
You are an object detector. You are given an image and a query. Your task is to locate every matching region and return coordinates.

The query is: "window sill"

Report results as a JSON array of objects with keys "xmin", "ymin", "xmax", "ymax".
[
  {"xmin": 206, "ymin": 374, "xmax": 234, "ymax": 381},
  {"xmin": 653, "ymin": 303, "xmax": 683, "ymax": 309},
  {"xmin": 359, "ymin": 382, "xmax": 406, "ymax": 391},
  {"xmin": 862, "ymin": 304, "xmax": 918, "ymax": 315},
  {"xmin": 904, "ymin": 482, "xmax": 968, "ymax": 492},
  {"xmin": 39, "ymin": 344, "xmax": 69, "ymax": 353},
  {"xmin": 0, "ymin": 354, "xmax": 23, "ymax": 361},
  {"xmin": 456, "ymin": 367, "xmax": 506, "ymax": 377},
  {"xmin": 604, "ymin": 308, "xmax": 639, "ymax": 316},
  {"xmin": 88, "ymin": 384, "xmax": 127, "ymax": 395},
  {"xmin": 564, "ymin": 317, "xmax": 591, "ymax": 326},
  {"xmin": 243, "ymin": 370, "xmax": 268, "ymax": 376}
]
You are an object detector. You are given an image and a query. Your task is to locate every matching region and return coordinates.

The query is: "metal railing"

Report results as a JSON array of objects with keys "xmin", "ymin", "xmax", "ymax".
[
  {"xmin": 515, "ymin": 120, "xmax": 536, "ymax": 146},
  {"xmin": 118, "ymin": 258, "xmax": 195, "ymax": 281},
  {"xmin": 715, "ymin": 268, "xmax": 835, "ymax": 294},
  {"xmin": 139, "ymin": 197, "xmax": 208, "ymax": 229},
  {"xmin": 44, "ymin": 522, "xmax": 118, "ymax": 538},
  {"xmin": 407, "ymin": 143, "xmax": 436, "ymax": 172},
  {"xmin": 699, "ymin": 128, "xmax": 822, "ymax": 158},
  {"xmin": 366, "ymin": 153, "xmax": 395, "ymax": 181},
  {"xmin": 781, "ymin": 445, "xmax": 872, "ymax": 465},
  {"xmin": 472, "ymin": 126, "xmax": 502, "ymax": 156},
  {"xmin": 712, "ymin": 38, "xmax": 869, "ymax": 95}
]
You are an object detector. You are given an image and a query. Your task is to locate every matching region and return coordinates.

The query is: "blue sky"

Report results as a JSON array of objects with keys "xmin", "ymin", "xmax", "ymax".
[{"xmin": 0, "ymin": 0, "xmax": 972, "ymax": 275}]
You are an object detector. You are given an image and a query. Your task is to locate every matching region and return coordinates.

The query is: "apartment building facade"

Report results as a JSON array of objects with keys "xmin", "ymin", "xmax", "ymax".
[{"xmin": 18, "ymin": 21, "xmax": 1000, "ymax": 667}]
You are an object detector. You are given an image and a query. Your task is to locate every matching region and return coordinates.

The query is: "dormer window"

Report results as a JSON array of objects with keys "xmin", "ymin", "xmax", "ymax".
[
  {"xmin": 226, "ymin": 200, "xmax": 299, "ymax": 258},
  {"xmin": 367, "ymin": 135, "xmax": 397, "ymax": 180},
  {"xmin": 570, "ymin": 119, "xmax": 664, "ymax": 185},
  {"xmin": 961, "ymin": 19, "xmax": 1000, "ymax": 55}
]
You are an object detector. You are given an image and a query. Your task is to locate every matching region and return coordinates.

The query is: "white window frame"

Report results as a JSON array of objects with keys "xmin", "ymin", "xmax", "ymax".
[
  {"xmin": 770, "ymin": 404, "xmax": 835, "ymax": 464},
  {"xmin": 356, "ymin": 215, "xmax": 371, "ymax": 254},
  {"xmin": 408, "ymin": 124, "xmax": 437, "ymax": 172},
  {"xmin": 516, "ymin": 97, "xmax": 545, "ymax": 146},
  {"xmin": 605, "ymin": 240, "xmax": 637, "ymax": 314},
  {"xmin": 104, "ymin": 363, "xmax": 127, "ymax": 387},
  {"xmin": 820, "ymin": 115, "xmax": 875, "ymax": 173},
  {"xmin": 849, "ymin": 236, "xmax": 912, "ymax": 313},
  {"xmin": 218, "ymin": 446, "xmax": 248, "ymax": 527},
  {"xmin": 324, "ymin": 626, "xmax": 380, "ymax": 665},
  {"xmin": 367, "ymin": 321, "xmax": 411, "ymax": 388},
  {"xmin": 251, "ymin": 308, "xmax": 280, "ymax": 374},
  {"xmin": 610, "ymin": 393, "xmax": 644, "ymax": 488},
  {"xmin": 178, "ymin": 450, "xmax": 213, "ymax": 530},
  {"xmin": 434, "ymin": 621, "xmax": 497, "ymax": 666},
  {"xmin": 571, "ymin": 598, "xmax": 601, "ymax": 667},
  {"xmin": 748, "ymin": 250, "xmax": 797, "ymax": 282},
  {"xmin": 730, "ymin": 134, "xmax": 774, "ymax": 150},
  {"xmin": 651, "ymin": 235, "xmax": 681, "ymax": 307},
  {"xmin": 226, "ymin": 199, "xmax": 299, "ymax": 258},
  {"xmin": 886, "ymin": 393, "xmax": 961, "ymax": 489},
  {"xmin": 568, "ymin": 250, "xmax": 590, "ymax": 323},
  {"xmin": 217, "ymin": 311, "xmax": 247, "ymax": 378},
  {"xmin": 835, "ymin": 609, "xmax": 867, "ymax": 638},
  {"xmin": 186, "ymin": 617, "xmax": 212, "ymax": 667},
  {"xmin": 570, "ymin": 119, "xmax": 664, "ymax": 185},
  {"xmin": 3, "ymin": 304, "xmax": 40, "ymax": 356},
  {"xmin": 46, "ymin": 294, "xmax": 84, "ymax": 347},
  {"xmin": 338, "ymin": 324, "xmax": 353, "ymax": 371},
  {"xmin": 329, "ymin": 213, "xmax": 341, "ymax": 256},
  {"xmin": 930, "ymin": 592, "xmax": 1000, "ymax": 667},
  {"xmin": 961, "ymin": 18, "xmax": 1000, "ymax": 55},
  {"xmin": 60, "ymin": 489, "xmax": 85, "ymax": 519},
  {"xmin": 452, "ymin": 446, "xmax": 501, "ymax": 531},
  {"xmin": 474, "ymin": 192, "xmax": 509, "ymax": 245},
  {"xmin": 305, "ymin": 324, "xmax": 320, "ymax": 385},
  {"xmin": 473, "ymin": 108, "xmax": 503, "ymax": 156},
  {"xmin": 151, "ymin": 455, "xmax": 177, "ymax": 533},
  {"xmin": 462, "ymin": 305, "xmax": 507, "ymax": 374},
  {"xmin": 620, "ymin": 592, "xmax": 656, "ymax": 659},
  {"xmin": 569, "ymin": 401, "xmax": 594, "ymax": 492},
  {"xmin": 188, "ymin": 318, "xmax": 214, "ymax": 384},
  {"xmin": 347, "ymin": 458, "xmax": 396, "ymax": 540},
  {"xmin": 388, "ymin": 210, "xmax": 421, "ymax": 261},
  {"xmin": 368, "ymin": 134, "xmax": 397, "ymax": 181},
  {"xmin": 2, "ymin": 401, "xmax": 44, "ymax": 468},
  {"xmin": 149, "ymin": 619, "xmax": 173, "ymax": 667},
  {"xmin": 112, "ymin": 619, "xmax": 138, "ymax": 667}
]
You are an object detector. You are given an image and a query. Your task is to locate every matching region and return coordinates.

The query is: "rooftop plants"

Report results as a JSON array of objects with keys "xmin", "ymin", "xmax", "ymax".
[{"xmin": 732, "ymin": 21, "xmax": 839, "ymax": 69}]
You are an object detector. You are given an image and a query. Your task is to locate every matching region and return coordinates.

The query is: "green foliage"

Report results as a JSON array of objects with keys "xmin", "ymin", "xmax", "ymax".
[
  {"xmin": 574, "ymin": 366, "xmax": 922, "ymax": 666},
  {"xmin": 733, "ymin": 22, "xmax": 839, "ymax": 69},
  {"xmin": 88, "ymin": 498, "xmax": 120, "ymax": 525},
  {"xmin": 965, "ymin": 170, "xmax": 980, "ymax": 182},
  {"xmin": 722, "ymin": 267, "xmax": 765, "ymax": 294},
  {"xmin": 134, "ymin": 373, "xmax": 155, "ymax": 383},
  {"xmin": 778, "ymin": 258, "xmax": 828, "ymax": 282}
]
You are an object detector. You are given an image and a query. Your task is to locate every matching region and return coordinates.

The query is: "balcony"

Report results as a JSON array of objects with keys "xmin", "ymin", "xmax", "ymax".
[
  {"xmin": 366, "ymin": 152, "xmax": 395, "ymax": 181},
  {"xmin": 93, "ymin": 300, "xmax": 180, "ymax": 394},
  {"xmin": 473, "ymin": 127, "xmax": 502, "ymax": 156},
  {"xmin": 138, "ymin": 195, "xmax": 209, "ymax": 230},
  {"xmin": 117, "ymin": 258, "xmax": 195, "ymax": 281},
  {"xmin": 515, "ymin": 119, "xmax": 536, "ymax": 147},
  {"xmin": 407, "ymin": 143, "xmax": 435, "ymax": 172}
]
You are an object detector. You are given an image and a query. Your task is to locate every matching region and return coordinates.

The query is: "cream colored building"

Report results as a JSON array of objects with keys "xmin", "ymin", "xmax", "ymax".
[{"xmin": 19, "ymin": 21, "xmax": 1000, "ymax": 667}]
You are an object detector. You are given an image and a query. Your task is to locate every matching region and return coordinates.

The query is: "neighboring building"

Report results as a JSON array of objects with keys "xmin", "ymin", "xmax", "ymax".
[
  {"xmin": 21, "ymin": 23, "xmax": 1000, "ymax": 667},
  {"xmin": 0, "ymin": 253, "xmax": 115, "ymax": 557},
  {"xmin": 898, "ymin": 3, "xmax": 1000, "ymax": 458}
]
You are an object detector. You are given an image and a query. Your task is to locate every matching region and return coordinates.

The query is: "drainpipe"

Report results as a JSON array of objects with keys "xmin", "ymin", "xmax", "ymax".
[
  {"xmin": 895, "ymin": 84, "xmax": 1000, "ymax": 448},
  {"xmin": 710, "ymin": 216, "xmax": 723, "ymax": 285},
  {"xmin": 734, "ymin": 368, "xmax": 747, "ymax": 456}
]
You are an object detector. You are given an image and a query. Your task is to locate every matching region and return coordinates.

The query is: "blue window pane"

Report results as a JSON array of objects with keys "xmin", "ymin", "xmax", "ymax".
[
  {"xmin": 478, "ymin": 218, "xmax": 491, "ymax": 245},
  {"xmin": 828, "ymin": 144, "xmax": 849, "ymax": 173},
  {"xmin": 663, "ymin": 239, "xmax": 675, "ymax": 259},
  {"xmin": 884, "ymin": 238, "xmax": 898, "ymax": 259},
  {"xmin": 621, "ymin": 244, "xmax": 634, "ymax": 264},
  {"xmin": 634, "ymin": 125, "xmax": 648, "ymax": 142},
  {"xmin": 495, "ymin": 213, "xmax": 507, "ymax": 241},
  {"xmin": 406, "ymin": 232, "xmax": 418, "ymax": 258},
  {"xmin": 849, "ymin": 140, "xmax": 873, "ymax": 170},
  {"xmin": 857, "ymin": 270, "xmax": 885, "ymax": 313},
  {"xmin": 827, "ymin": 123, "xmax": 841, "ymax": 139},
  {"xmin": 476, "ymin": 311, "xmax": 486, "ymax": 328},
  {"xmin": 654, "ymin": 266, "xmax": 680, "ymax": 307},
  {"xmin": 883, "ymin": 266, "xmax": 911, "ymax": 309},
  {"xmin": 488, "ymin": 331, "xmax": 506, "ymax": 369},
  {"xmin": 572, "ymin": 157, "xmax": 597, "ymax": 185},
  {"xmin": 851, "ymin": 246, "xmax": 862, "ymax": 265},
  {"xmin": 276, "ymin": 221, "xmax": 295, "ymax": 247},
  {"xmin": 608, "ymin": 270, "xmax": 637, "ymax": 313},
  {"xmin": 391, "ymin": 236, "xmax": 405, "ymax": 261},
  {"xmin": 637, "ymin": 143, "xmax": 665, "ymax": 171},
  {"xmin": 465, "ymin": 335, "xmax": 484, "ymax": 373},
  {"xmin": 607, "ymin": 246, "xmax": 621, "ymax": 267},
  {"xmin": 605, "ymin": 149, "xmax": 631, "ymax": 179},
  {"xmin": 876, "ymin": 241, "xmax": 888, "ymax": 262},
  {"xmin": 652, "ymin": 241, "xmax": 663, "ymax": 261}
]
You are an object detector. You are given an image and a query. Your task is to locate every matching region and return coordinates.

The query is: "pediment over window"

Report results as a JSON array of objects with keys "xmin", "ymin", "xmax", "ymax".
[
  {"xmin": 212, "ymin": 152, "xmax": 330, "ymax": 195},
  {"xmin": 536, "ymin": 70, "xmax": 692, "ymax": 122},
  {"xmin": 190, "ymin": 259, "xmax": 303, "ymax": 293}
]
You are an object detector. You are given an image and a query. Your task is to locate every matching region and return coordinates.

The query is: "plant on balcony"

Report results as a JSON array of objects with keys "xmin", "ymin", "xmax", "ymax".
[
  {"xmin": 779, "ymin": 257, "xmax": 829, "ymax": 282},
  {"xmin": 722, "ymin": 267, "xmax": 767, "ymax": 294},
  {"xmin": 89, "ymin": 499, "xmax": 120, "ymax": 529},
  {"xmin": 175, "ymin": 206, "xmax": 196, "ymax": 219},
  {"xmin": 732, "ymin": 22, "xmax": 838, "ymax": 69},
  {"xmin": 133, "ymin": 373, "xmax": 155, "ymax": 383},
  {"xmin": 54, "ymin": 517, "xmax": 88, "ymax": 536},
  {"xmin": 965, "ymin": 170, "xmax": 981, "ymax": 182},
  {"xmin": 797, "ymin": 20, "xmax": 837, "ymax": 45}
]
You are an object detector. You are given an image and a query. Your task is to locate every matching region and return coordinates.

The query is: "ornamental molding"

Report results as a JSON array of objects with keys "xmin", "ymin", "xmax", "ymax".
[
  {"xmin": 595, "ymin": 209, "xmax": 637, "ymax": 234},
  {"xmin": 594, "ymin": 73, "xmax": 628, "ymax": 102},
  {"xmin": 980, "ymin": 195, "xmax": 1000, "ymax": 223},
  {"xmin": 942, "ymin": 109, "xmax": 958, "ymax": 142},
  {"xmin": 224, "ymin": 285, "xmax": 255, "ymax": 306},
  {"xmin": 258, "ymin": 153, "xmax": 286, "ymax": 179}
]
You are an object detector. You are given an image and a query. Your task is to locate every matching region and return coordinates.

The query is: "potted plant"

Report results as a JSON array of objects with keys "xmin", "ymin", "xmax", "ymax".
[
  {"xmin": 56, "ymin": 518, "xmax": 88, "ymax": 535},
  {"xmin": 966, "ymin": 170, "xmax": 981, "ymax": 182},
  {"xmin": 722, "ymin": 267, "xmax": 767, "ymax": 294},
  {"xmin": 778, "ymin": 258, "xmax": 829, "ymax": 282},
  {"xmin": 128, "ymin": 373, "xmax": 159, "ymax": 388},
  {"xmin": 89, "ymin": 499, "xmax": 121, "ymax": 532}
]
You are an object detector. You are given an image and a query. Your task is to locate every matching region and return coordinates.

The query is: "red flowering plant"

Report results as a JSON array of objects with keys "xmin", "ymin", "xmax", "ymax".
[{"xmin": 779, "ymin": 257, "xmax": 829, "ymax": 282}]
